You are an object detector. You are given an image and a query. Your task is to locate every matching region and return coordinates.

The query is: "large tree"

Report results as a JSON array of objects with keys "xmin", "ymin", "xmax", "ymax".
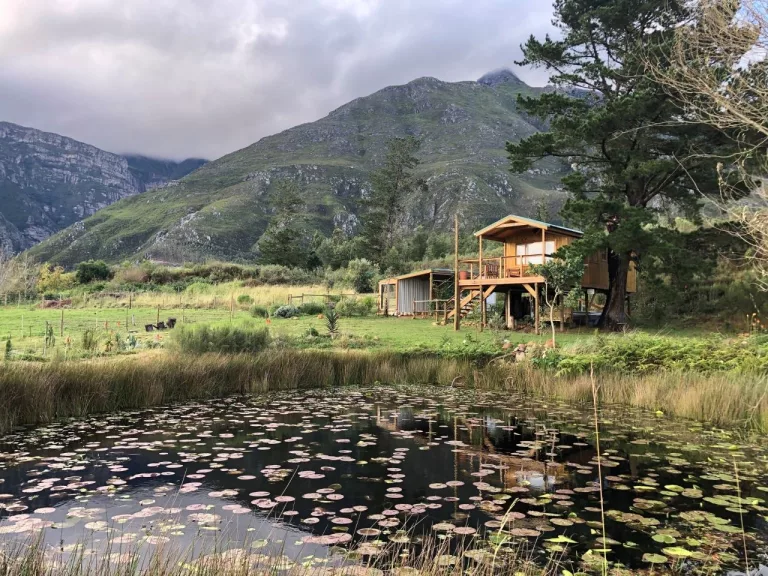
[
  {"xmin": 645, "ymin": 0, "xmax": 768, "ymax": 289},
  {"xmin": 359, "ymin": 137, "xmax": 426, "ymax": 264},
  {"xmin": 256, "ymin": 180, "xmax": 313, "ymax": 268},
  {"xmin": 508, "ymin": 0, "xmax": 740, "ymax": 329}
]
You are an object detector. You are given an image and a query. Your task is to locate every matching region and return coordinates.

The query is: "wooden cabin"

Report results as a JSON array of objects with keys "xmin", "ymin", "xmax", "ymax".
[
  {"xmin": 378, "ymin": 269, "xmax": 454, "ymax": 316},
  {"xmin": 453, "ymin": 215, "xmax": 636, "ymax": 332}
]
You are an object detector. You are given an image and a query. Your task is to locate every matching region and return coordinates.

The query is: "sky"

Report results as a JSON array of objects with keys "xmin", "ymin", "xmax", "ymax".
[{"xmin": 0, "ymin": 0, "xmax": 556, "ymax": 161}]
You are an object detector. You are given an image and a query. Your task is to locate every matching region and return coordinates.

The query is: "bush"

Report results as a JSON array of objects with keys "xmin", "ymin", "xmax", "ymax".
[
  {"xmin": 173, "ymin": 324, "xmax": 271, "ymax": 354},
  {"xmin": 345, "ymin": 258, "xmax": 376, "ymax": 293},
  {"xmin": 237, "ymin": 294, "xmax": 254, "ymax": 305},
  {"xmin": 250, "ymin": 304, "xmax": 269, "ymax": 318},
  {"xmin": 82, "ymin": 330, "xmax": 97, "ymax": 352},
  {"xmin": 299, "ymin": 301, "xmax": 325, "ymax": 315},
  {"xmin": 335, "ymin": 296, "xmax": 375, "ymax": 317},
  {"xmin": 272, "ymin": 305, "xmax": 300, "ymax": 319},
  {"xmin": 75, "ymin": 260, "xmax": 113, "ymax": 284}
]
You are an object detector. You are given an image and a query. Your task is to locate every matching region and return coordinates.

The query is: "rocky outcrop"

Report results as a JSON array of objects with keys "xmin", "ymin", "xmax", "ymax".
[{"xmin": 0, "ymin": 122, "xmax": 205, "ymax": 254}]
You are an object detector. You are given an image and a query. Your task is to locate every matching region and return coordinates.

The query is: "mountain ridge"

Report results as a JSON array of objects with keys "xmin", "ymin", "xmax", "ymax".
[
  {"xmin": 27, "ymin": 70, "xmax": 568, "ymax": 266},
  {"xmin": 0, "ymin": 121, "xmax": 206, "ymax": 254}
]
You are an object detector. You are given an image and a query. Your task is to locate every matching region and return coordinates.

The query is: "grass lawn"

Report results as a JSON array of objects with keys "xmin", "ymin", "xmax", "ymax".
[
  {"xmin": 0, "ymin": 301, "xmax": 718, "ymax": 359},
  {"xmin": 0, "ymin": 305, "xmax": 230, "ymax": 357}
]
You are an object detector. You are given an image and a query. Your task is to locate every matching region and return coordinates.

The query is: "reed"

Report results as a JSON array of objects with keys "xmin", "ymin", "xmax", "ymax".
[
  {"xmin": 1, "ymin": 348, "xmax": 766, "ymax": 436},
  {"xmin": 0, "ymin": 531, "xmax": 563, "ymax": 576},
  {"xmin": 498, "ymin": 363, "xmax": 768, "ymax": 432},
  {"xmin": 0, "ymin": 350, "xmax": 500, "ymax": 435}
]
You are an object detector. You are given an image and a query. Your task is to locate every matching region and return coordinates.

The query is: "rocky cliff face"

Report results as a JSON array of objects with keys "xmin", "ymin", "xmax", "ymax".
[
  {"xmin": 0, "ymin": 122, "xmax": 205, "ymax": 254},
  {"xmin": 30, "ymin": 70, "xmax": 569, "ymax": 266}
]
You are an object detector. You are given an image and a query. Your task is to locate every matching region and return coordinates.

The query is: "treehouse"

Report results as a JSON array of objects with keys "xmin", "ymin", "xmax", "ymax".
[{"xmin": 452, "ymin": 214, "xmax": 636, "ymax": 333}]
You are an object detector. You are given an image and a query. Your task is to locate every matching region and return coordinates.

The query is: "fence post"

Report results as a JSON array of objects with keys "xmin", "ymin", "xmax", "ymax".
[{"xmin": 60, "ymin": 309, "xmax": 64, "ymax": 337}]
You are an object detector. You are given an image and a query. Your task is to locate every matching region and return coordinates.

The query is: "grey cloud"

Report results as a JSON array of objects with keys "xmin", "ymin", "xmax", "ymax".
[{"xmin": 0, "ymin": 0, "xmax": 555, "ymax": 160}]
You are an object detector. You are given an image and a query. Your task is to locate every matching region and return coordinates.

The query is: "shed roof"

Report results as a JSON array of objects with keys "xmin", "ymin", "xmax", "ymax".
[
  {"xmin": 474, "ymin": 214, "xmax": 583, "ymax": 242},
  {"xmin": 395, "ymin": 268, "xmax": 454, "ymax": 281},
  {"xmin": 378, "ymin": 269, "xmax": 454, "ymax": 287}
]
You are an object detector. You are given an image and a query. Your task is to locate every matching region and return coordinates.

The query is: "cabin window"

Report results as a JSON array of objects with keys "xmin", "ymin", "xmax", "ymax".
[{"xmin": 516, "ymin": 241, "xmax": 555, "ymax": 265}]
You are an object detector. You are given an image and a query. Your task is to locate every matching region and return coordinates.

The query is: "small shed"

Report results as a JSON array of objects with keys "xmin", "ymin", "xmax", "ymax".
[{"xmin": 377, "ymin": 269, "xmax": 454, "ymax": 316}]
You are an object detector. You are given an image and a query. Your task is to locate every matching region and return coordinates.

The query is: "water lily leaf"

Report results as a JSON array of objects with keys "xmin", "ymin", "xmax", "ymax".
[
  {"xmin": 546, "ymin": 535, "xmax": 576, "ymax": 544},
  {"xmin": 642, "ymin": 553, "xmax": 667, "ymax": 564},
  {"xmin": 652, "ymin": 534, "xmax": 676, "ymax": 544},
  {"xmin": 662, "ymin": 547, "xmax": 693, "ymax": 558}
]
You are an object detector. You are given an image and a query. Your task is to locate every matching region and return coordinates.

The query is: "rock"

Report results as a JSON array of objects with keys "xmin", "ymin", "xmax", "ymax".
[{"xmin": 0, "ymin": 121, "xmax": 204, "ymax": 254}]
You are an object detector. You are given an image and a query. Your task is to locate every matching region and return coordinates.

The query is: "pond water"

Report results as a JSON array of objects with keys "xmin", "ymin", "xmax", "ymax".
[{"xmin": 0, "ymin": 385, "xmax": 766, "ymax": 573}]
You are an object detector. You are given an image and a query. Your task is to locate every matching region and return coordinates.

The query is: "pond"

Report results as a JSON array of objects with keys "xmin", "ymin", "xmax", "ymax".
[{"xmin": 0, "ymin": 385, "xmax": 766, "ymax": 574}]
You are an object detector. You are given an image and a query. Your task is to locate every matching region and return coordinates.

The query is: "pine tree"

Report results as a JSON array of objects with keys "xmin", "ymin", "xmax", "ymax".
[
  {"xmin": 508, "ymin": 0, "xmax": 741, "ymax": 329},
  {"xmin": 256, "ymin": 180, "xmax": 312, "ymax": 268},
  {"xmin": 359, "ymin": 137, "xmax": 426, "ymax": 264}
]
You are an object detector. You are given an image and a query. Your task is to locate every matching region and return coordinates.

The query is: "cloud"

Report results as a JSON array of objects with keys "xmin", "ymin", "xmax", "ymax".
[{"xmin": 0, "ymin": 0, "xmax": 555, "ymax": 160}]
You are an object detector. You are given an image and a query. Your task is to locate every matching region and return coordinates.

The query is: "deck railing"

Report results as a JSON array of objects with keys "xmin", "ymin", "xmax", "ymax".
[{"xmin": 458, "ymin": 254, "xmax": 550, "ymax": 280}]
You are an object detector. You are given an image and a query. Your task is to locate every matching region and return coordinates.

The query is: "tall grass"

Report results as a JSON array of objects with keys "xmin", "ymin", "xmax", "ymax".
[
  {"xmin": 171, "ymin": 324, "xmax": 271, "ymax": 354},
  {"xmin": 83, "ymin": 284, "xmax": 351, "ymax": 310},
  {"xmin": 499, "ymin": 363, "xmax": 768, "ymax": 432},
  {"xmin": 1, "ymin": 349, "xmax": 766, "ymax": 435},
  {"xmin": 0, "ymin": 351, "xmax": 505, "ymax": 435},
  {"xmin": 0, "ymin": 533, "xmax": 562, "ymax": 576}
]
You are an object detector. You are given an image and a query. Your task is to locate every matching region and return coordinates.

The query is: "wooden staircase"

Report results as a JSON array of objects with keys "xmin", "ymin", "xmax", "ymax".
[{"xmin": 447, "ymin": 285, "xmax": 496, "ymax": 319}]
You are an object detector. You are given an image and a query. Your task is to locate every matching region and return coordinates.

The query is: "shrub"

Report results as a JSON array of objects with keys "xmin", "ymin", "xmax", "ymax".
[
  {"xmin": 250, "ymin": 304, "xmax": 269, "ymax": 318},
  {"xmin": 272, "ymin": 305, "xmax": 300, "ymax": 319},
  {"xmin": 325, "ymin": 308, "xmax": 340, "ymax": 338},
  {"xmin": 336, "ymin": 296, "xmax": 375, "ymax": 317},
  {"xmin": 299, "ymin": 301, "xmax": 325, "ymax": 315},
  {"xmin": 237, "ymin": 294, "xmax": 254, "ymax": 305},
  {"xmin": 184, "ymin": 282, "xmax": 214, "ymax": 295},
  {"xmin": 82, "ymin": 330, "xmax": 97, "ymax": 352},
  {"xmin": 173, "ymin": 324, "xmax": 271, "ymax": 354},
  {"xmin": 113, "ymin": 265, "xmax": 149, "ymax": 285},
  {"xmin": 345, "ymin": 258, "xmax": 376, "ymax": 293},
  {"xmin": 75, "ymin": 260, "xmax": 113, "ymax": 284},
  {"xmin": 305, "ymin": 326, "xmax": 320, "ymax": 337}
]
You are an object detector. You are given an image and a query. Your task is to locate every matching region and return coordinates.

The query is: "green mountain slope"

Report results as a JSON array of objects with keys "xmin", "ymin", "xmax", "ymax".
[{"xmin": 29, "ymin": 70, "xmax": 567, "ymax": 266}]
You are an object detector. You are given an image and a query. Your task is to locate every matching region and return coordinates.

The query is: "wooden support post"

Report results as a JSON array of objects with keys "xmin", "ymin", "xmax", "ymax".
[
  {"xmin": 480, "ymin": 288, "xmax": 486, "ymax": 332},
  {"xmin": 534, "ymin": 283, "xmax": 540, "ymax": 336},
  {"xmin": 129, "ymin": 292, "xmax": 132, "ymax": 310},
  {"xmin": 505, "ymin": 291, "xmax": 512, "ymax": 329},
  {"xmin": 60, "ymin": 309, "xmax": 64, "ymax": 337},
  {"xmin": 156, "ymin": 307, "xmax": 160, "ymax": 326},
  {"xmin": 454, "ymin": 214, "xmax": 461, "ymax": 331},
  {"xmin": 478, "ymin": 234, "xmax": 483, "ymax": 279}
]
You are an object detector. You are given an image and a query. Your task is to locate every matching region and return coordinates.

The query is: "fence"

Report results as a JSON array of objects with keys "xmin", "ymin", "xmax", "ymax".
[
  {"xmin": 287, "ymin": 293, "xmax": 357, "ymax": 306},
  {"xmin": 412, "ymin": 299, "xmax": 452, "ymax": 321}
]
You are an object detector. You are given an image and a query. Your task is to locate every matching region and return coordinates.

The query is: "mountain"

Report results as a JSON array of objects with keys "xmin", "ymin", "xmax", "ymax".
[
  {"xmin": 28, "ymin": 70, "xmax": 568, "ymax": 266},
  {"xmin": 0, "ymin": 121, "xmax": 206, "ymax": 254},
  {"xmin": 124, "ymin": 156, "xmax": 208, "ymax": 190}
]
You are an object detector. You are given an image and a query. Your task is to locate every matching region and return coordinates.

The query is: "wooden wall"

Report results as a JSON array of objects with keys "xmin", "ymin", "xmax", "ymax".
[{"xmin": 500, "ymin": 230, "xmax": 636, "ymax": 293}]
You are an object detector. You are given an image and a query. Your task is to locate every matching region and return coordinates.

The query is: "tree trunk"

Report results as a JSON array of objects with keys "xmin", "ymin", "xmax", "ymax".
[{"xmin": 598, "ymin": 251, "xmax": 630, "ymax": 331}]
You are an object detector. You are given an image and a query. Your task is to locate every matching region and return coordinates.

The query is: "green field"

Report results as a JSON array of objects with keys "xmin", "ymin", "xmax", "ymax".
[{"xmin": 0, "ymin": 302, "xmax": 713, "ymax": 359}]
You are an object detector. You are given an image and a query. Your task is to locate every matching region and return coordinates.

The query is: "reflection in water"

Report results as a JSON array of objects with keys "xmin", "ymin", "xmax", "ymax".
[{"xmin": 0, "ymin": 385, "xmax": 766, "ymax": 572}]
